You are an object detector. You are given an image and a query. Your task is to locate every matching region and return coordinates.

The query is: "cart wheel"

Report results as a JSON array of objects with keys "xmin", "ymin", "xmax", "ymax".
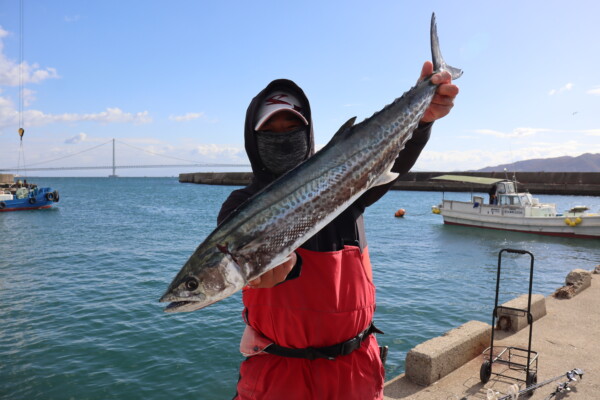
[
  {"xmin": 480, "ymin": 361, "xmax": 492, "ymax": 383},
  {"xmin": 525, "ymin": 371, "xmax": 537, "ymax": 396}
]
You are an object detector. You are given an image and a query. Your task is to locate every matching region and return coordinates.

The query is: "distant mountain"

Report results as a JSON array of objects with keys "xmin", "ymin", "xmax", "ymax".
[{"xmin": 475, "ymin": 153, "xmax": 600, "ymax": 172}]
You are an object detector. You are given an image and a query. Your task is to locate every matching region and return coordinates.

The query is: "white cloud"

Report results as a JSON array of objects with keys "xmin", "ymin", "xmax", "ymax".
[
  {"xmin": 415, "ymin": 141, "xmax": 600, "ymax": 172},
  {"xmin": 0, "ymin": 26, "xmax": 60, "ymax": 86},
  {"xmin": 474, "ymin": 127, "xmax": 550, "ymax": 138},
  {"xmin": 0, "ymin": 27, "xmax": 151, "ymax": 130},
  {"xmin": 23, "ymin": 88, "xmax": 36, "ymax": 107},
  {"xmin": 193, "ymin": 144, "xmax": 243, "ymax": 160},
  {"xmin": 65, "ymin": 133, "xmax": 87, "ymax": 144},
  {"xmin": 548, "ymin": 83, "xmax": 573, "ymax": 96},
  {"xmin": 77, "ymin": 107, "xmax": 152, "ymax": 124},
  {"xmin": 587, "ymin": 86, "xmax": 600, "ymax": 96},
  {"xmin": 474, "ymin": 127, "xmax": 600, "ymax": 140},
  {"xmin": 0, "ymin": 100, "xmax": 152, "ymax": 129},
  {"xmin": 169, "ymin": 112, "xmax": 204, "ymax": 122}
]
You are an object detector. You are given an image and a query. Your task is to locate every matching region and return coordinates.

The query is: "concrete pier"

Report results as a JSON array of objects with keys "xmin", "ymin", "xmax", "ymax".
[
  {"xmin": 383, "ymin": 270, "xmax": 600, "ymax": 400},
  {"xmin": 179, "ymin": 171, "xmax": 600, "ymax": 196}
]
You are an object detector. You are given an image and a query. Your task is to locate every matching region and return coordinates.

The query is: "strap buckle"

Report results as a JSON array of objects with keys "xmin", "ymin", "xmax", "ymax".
[{"xmin": 340, "ymin": 329, "xmax": 366, "ymax": 356}]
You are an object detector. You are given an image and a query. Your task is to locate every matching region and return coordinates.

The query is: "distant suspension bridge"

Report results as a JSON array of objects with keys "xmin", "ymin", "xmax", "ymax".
[{"xmin": 0, "ymin": 139, "xmax": 249, "ymax": 176}]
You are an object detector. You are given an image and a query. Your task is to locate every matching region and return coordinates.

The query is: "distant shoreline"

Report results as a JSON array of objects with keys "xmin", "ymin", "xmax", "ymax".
[{"xmin": 179, "ymin": 171, "xmax": 600, "ymax": 196}]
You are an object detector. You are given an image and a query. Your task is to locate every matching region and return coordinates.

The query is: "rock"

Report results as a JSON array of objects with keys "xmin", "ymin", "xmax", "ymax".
[
  {"xmin": 553, "ymin": 269, "xmax": 592, "ymax": 299},
  {"xmin": 566, "ymin": 269, "xmax": 592, "ymax": 291},
  {"xmin": 554, "ymin": 285, "xmax": 576, "ymax": 299}
]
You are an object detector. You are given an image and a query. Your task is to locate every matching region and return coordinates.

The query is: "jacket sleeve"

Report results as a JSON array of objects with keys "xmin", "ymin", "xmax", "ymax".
[
  {"xmin": 217, "ymin": 189, "xmax": 250, "ymax": 225},
  {"xmin": 357, "ymin": 121, "xmax": 433, "ymax": 208}
]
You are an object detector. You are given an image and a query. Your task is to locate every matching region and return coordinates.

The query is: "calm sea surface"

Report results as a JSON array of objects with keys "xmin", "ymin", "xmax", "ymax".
[{"xmin": 1, "ymin": 177, "xmax": 599, "ymax": 399}]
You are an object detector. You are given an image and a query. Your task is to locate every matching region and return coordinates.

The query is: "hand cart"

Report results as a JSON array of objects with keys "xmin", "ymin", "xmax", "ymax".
[{"xmin": 480, "ymin": 249, "xmax": 538, "ymax": 393}]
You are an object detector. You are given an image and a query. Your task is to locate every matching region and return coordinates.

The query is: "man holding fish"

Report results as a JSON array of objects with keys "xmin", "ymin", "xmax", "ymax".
[
  {"xmin": 216, "ymin": 63, "xmax": 458, "ymax": 399},
  {"xmin": 161, "ymin": 14, "xmax": 461, "ymax": 399}
]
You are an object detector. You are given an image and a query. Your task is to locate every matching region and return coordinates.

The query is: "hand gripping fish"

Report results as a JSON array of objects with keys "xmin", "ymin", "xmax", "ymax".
[{"xmin": 160, "ymin": 13, "xmax": 462, "ymax": 312}]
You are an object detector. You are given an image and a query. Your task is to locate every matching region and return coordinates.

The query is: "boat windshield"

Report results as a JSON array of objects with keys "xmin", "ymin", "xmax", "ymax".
[
  {"xmin": 496, "ymin": 182, "xmax": 516, "ymax": 195},
  {"xmin": 498, "ymin": 194, "xmax": 521, "ymax": 206}
]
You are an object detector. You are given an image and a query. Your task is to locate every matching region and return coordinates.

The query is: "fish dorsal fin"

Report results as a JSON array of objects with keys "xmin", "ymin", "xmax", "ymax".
[{"xmin": 329, "ymin": 117, "xmax": 357, "ymax": 144}]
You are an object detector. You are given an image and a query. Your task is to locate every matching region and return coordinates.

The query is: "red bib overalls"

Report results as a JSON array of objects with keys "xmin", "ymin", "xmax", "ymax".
[{"xmin": 234, "ymin": 246, "xmax": 385, "ymax": 400}]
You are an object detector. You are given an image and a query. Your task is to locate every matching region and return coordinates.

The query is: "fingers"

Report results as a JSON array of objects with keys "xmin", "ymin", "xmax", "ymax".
[
  {"xmin": 248, "ymin": 276, "xmax": 262, "ymax": 288},
  {"xmin": 418, "ymin": 59, "xmax": 460, "ymax": 123},
  {"xmin": 435, "ymin": 81, "xmax": 460, "ymax": 97},
  {"xmin": 430, "ymin": 70, "xmax": 452, "ymax": 85},
  {"xmin": 418, "ymin": 61, "xmax": 433, "ymax": 82},
  {"xmin": 247, "ymin": 253, "xmax": 296, "ymax": 289}
]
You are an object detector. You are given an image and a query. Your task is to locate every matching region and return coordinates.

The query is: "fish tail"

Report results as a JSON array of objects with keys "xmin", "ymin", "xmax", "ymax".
[{"xmin": 430, "ymin": 13, "xmax": 463, "ymax": 80}]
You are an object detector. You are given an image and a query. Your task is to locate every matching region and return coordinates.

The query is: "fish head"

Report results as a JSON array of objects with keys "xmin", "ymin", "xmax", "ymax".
[{"xmin": 159, "ymin": 246, "xmax": 246, "ymax": 313}]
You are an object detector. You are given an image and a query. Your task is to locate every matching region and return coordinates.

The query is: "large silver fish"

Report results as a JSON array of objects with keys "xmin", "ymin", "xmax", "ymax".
[{"xmin": 160, "ymin": 13, "xmax": 462, "ymax": 312}]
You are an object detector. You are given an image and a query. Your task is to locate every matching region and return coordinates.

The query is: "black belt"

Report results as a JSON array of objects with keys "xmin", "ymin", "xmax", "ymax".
[{"xmin": 263, "ymin": 322, "xmax": 383, "ymax": 361}]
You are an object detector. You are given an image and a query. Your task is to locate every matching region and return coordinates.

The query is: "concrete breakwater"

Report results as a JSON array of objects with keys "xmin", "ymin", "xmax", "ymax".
[{"xmin": 179, "ymin": 171, "xmax": 600, "ymax": 196}]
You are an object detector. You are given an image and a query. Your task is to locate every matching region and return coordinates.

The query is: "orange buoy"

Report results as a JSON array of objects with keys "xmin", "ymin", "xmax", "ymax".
[{"xmin": 394, "ymin": 208, "xmax": 406, "ymax": 218}]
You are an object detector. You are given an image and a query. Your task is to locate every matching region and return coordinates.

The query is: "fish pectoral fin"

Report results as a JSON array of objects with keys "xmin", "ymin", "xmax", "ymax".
[{"xmin": 372, "ymin": 165, "xmax": 399, "ymax": 187}]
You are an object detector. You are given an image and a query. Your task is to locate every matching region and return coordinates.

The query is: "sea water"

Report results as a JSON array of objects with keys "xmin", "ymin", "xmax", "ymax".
[{"xmin": 1, "ymin": 177, "xmax": 598, "ymax": 399}]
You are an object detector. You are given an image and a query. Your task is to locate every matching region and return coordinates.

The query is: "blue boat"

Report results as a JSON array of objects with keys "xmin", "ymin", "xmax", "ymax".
[{"xmin": 0, "ymin": 176, "xmax": 60, "ymax": 212}]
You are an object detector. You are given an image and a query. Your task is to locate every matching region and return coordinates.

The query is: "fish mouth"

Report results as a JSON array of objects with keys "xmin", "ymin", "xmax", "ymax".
[
  {"xmin": 163, "ymin": 300, "xmax": 206, "ymax": 313},
  {"xmin": 160, "ymin": 294, "xmax": 217, "ymax": 313}
]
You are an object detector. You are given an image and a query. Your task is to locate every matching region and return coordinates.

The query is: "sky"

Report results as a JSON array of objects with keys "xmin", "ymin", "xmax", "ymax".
[{"xmin": 1, "ymin": 0, "xmax": 599, "ymax": 177}]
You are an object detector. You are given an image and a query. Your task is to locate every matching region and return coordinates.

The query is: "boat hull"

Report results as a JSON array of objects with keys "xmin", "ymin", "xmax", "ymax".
[
  {"xmin": 0, "ymin": 187, "xmax": 59, "ymax": 212},
  {"xmin": 439, "ymin": 200, "xmax": 600, "ymax": 239}
]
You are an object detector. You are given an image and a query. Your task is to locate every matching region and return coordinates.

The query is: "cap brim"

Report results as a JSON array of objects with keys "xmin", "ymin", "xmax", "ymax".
[{"xmin": 255, "ymin": 108, "xmax": 308, "ymax": 131}]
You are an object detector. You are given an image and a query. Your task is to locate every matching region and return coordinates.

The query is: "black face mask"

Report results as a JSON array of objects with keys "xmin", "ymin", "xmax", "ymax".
[{"xmin": 255, "ymin": 127, "xmax": 309, "ymax": 177}]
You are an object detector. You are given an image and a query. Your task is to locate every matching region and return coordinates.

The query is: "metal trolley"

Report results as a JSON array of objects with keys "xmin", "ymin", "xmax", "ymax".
[{"xmin": 480, "ymin": 249, "xmax": 538, "ymax": 391}]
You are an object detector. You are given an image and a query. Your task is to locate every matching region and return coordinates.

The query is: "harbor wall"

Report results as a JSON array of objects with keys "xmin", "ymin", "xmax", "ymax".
[{"xmin": 179, "ymin": 171, "xmax": 600, "ymax": 196}]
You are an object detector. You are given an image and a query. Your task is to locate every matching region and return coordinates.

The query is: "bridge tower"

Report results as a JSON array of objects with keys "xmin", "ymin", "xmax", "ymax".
[{"xmin": 108, "ymin": 138, "xmax": 118, "ymax": 178}]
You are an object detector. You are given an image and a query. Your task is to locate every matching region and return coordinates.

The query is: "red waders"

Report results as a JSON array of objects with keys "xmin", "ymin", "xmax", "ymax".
[{"xmin": 235, "ymin": 246, "xmax": 385, "ymax": 399}]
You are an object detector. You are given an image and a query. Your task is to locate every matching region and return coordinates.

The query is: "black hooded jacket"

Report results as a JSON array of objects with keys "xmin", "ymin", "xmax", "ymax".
[{"xmin": 218, "ymin": 79, "xmax": 433, "ymax": 253}]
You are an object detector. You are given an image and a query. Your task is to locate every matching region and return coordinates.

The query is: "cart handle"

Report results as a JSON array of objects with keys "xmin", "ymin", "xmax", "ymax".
[{"xmin": 503, "ymin": 248, "xmax": 528, "ymax": 255}]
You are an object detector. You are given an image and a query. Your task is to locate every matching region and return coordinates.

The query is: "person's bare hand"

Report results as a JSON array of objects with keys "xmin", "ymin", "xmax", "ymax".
[
  {"xmin": 247, "ymin": 252, "xmax": 297, "ymax": 289},
  {"xmin": 418, "ymin": 61, "xmax": 460, "ymax": 123}
]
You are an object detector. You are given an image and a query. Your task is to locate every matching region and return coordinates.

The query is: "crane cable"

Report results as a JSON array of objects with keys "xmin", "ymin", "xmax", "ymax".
[{"xmin": 17, "ymin": 0, "xmax": 27, "ymax": 178}]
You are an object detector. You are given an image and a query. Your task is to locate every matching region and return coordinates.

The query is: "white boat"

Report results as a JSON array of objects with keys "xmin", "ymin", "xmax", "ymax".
[{"xmin": 431, "ymin": 175, "xmax": 600, "ymax": 239}]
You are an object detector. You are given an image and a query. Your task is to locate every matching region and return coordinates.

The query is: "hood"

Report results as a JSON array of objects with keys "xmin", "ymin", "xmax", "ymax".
[{"xmin": 244, "ymin": 79, "xmax": 315, "ymax": 186}]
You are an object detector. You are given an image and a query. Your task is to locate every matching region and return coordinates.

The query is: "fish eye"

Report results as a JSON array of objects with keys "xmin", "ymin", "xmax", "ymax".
[{"xmin": 184, "ymin": 277, "xmax": 199, "ymax": 291}]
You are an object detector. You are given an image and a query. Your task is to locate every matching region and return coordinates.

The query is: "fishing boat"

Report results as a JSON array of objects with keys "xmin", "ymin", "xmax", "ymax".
[
  {"xmin": 0, "ymin": 174, "xmax": 59, "ymax": 212},
  {"xmin": 430, "ymin": 175, "xmax": 600, "ymax": 239},
  {"xmin": 0, "ymin": 4, "xmax": 60, "ymax": 213}
]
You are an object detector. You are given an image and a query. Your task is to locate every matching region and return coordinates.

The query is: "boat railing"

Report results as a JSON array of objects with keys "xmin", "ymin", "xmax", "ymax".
[{"xmin": 443, "ymin": 199, "xmax": 528, "ymax": 217}]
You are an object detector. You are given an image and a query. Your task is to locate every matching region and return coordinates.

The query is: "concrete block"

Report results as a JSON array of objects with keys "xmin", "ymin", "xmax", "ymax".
[
  {"xmin": 405, "ymin": 320, "xmax": 491, "ymax": 386},
  {"xmin": 496, "ymin": 294, "xmax": 546, "ymax": 332}
]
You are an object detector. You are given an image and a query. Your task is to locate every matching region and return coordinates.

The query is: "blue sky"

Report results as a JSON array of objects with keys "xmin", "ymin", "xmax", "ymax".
[{"xmin": 1, "ymin": 0, "xmax": 599, "ymax": 177}]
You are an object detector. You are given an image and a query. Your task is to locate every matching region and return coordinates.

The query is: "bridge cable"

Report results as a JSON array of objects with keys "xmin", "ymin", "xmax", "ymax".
[
  {"xmin": 8, "ymin": 139, "xmax": 114, "ymax": 169},
  {"xmin": 115, "ymin": 139, "xmax": 217, "ymax": 165}
]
